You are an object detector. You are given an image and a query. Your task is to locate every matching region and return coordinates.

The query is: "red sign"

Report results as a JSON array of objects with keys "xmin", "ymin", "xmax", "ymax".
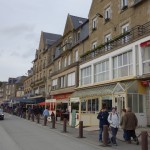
[
  {"xmin": 141, "ymin": 81, "xmax": 149, "ymax": 87},
  {"xmin": 140, "ymin": 40, "xmax": 150, "ymax": 47},
  {"xmin": 53, "ymin": 93, "xmax": 72, "ymax": 100}
]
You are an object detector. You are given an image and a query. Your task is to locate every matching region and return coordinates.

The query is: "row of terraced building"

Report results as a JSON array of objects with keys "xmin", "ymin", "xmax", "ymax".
[{"xmin": 23, "ymin": 0, "xmax": 150, "ymax": 127}]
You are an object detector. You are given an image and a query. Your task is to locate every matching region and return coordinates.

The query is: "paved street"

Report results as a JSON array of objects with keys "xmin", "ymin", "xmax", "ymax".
[
  {"xmin": 0, "ymin": 113, "xmax": 100, "ymax": 150},
  {"xmin": 0, "ymin": 113, "xmax": 150, "ymax": 150}
]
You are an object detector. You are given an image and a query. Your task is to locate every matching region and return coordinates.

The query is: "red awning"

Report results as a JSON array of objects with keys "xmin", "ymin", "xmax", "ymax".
[
  {"xmin": 38, "ymin": 102, "xmax": 51, "ymax": 106},
  {"xmin": 140, "ymin": 40, "xmax": 150, "ymax": 47}
]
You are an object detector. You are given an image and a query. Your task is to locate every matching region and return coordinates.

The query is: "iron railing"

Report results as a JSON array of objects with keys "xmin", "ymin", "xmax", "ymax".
[{"xmin": 81, "ymin": 21, "xmax": 150, "ymax": 62}]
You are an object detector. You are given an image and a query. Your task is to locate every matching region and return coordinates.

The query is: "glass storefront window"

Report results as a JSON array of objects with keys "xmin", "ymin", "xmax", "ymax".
[
  {"xmin": 102, "ymin": 99, "xmax": 112, "ymax": 112},
  {"xmin": 127, "ymin": 94, "xmax": 144, "ymax": 113},
  {"xmin": 81, "ymin": 101, "xmax": 86, "ymax": 111},
  {"xmin": 139, "ymin": 95, "xmax": 143, "ymax": 113},
  {"xmin": 87, "ymin": 99, "xmax": 99, "ymax": 112}
]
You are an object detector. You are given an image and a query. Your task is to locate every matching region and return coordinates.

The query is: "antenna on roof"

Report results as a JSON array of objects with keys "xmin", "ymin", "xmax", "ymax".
[{"xmin": 79, "ymin": 20, "xmax": 83, "ymax": 24}]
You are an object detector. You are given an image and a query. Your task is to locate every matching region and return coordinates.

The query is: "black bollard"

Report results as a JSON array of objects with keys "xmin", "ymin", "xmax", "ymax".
[
  {"xmin": 102, "ymin": 125, "xmax": 109, "ymax": 146},
  {"xmin": 44, "ymin": 116, "xmax": 47, "ymax": 126},
  {"xmin": 51, "ymin": 116, "xmax": 55, "ymax": 129},
  {"xmin": 141, "ymin": 131, "xmax": 148, "ymax": 150},
  {"xmin": 31, "ymin": 113, "xmax": 34, "ymax": 122},
  {"xmin": 28, "ymin": 113, "xmax": 31, "ymax": 120},
  {"xmin": 79, "ymin": 121, "xmax": 83, "ymax": 138},
  {"xmin": 36, "ymin": 114, "xmax": 40, "ymax": 124},
  {"xmin": 63, "ymin": 118, "xmax": 67, "ymax": 132}
]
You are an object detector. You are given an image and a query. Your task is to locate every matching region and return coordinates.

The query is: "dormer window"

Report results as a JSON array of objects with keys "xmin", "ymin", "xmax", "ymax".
[
  {"xmin": 77, "ymin": 31, "xmax": 80, "ymax": 41},
  {"xmin": 92, "ymin": 41, "xmax": 97, "ymax": 50},
  {"xmin": 121, "ymin": 0, "xmax": 128, "ymax": 10},
  {"xmin": 92, "ymin": 17, "xmax": 97, "ymax": 31},
  {"xmin": 104, "ymin": 7, "xmax": 111, "ymax": 22}
]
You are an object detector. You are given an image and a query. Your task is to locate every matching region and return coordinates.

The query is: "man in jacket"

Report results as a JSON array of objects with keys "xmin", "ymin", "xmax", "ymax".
[
  {"xmin": 97, "ymin": 107, "xmax": 109, "ymax": 142},
  {"xmin": 124, "ymin": 107, "xmax": 139, "ymax": 144}
]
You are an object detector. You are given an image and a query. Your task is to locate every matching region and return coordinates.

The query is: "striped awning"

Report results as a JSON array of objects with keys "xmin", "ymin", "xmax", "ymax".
[
  {"xmin": 71, "ymin": 84, "xmax": 116, "ymax": 98},
  {"xmin": 71, "ymin": 80, "xmax": 136, "ymax": 98}
]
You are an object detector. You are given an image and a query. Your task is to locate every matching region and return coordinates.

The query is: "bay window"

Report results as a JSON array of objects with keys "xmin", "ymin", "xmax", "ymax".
[
  {"xmin": 94, "ymin": 59, "xmax": 109, "ymax": 83},
  {"xmin": 113, "ymin": 51, "xmax": 133, "ymax": 78},
  {"xmin": 81, "ymin": 66, "xmax": 91, "ymax": 85},
  {"xmin": 143, "ymin": 46, "xmax": 150, "ymax": 74}
]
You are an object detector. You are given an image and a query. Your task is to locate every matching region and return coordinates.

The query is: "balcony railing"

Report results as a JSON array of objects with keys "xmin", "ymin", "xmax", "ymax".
[{"xmin": 80, "ymin": 21, "xmax": 150, "ymax": 62}]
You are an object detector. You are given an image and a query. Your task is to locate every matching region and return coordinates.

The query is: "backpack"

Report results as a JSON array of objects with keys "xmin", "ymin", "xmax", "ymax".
[{"xmin": 109, "ymin": 112, "xmax": 119, "ymax": 121}]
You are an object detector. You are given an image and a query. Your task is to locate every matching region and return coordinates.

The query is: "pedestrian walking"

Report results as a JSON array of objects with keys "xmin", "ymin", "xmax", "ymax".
[
  {"xmin": 43, "ymin": 107, "xmax": 49, "ymax": 126},
  {"xmin": 120, "ymin": 108, "xmax": 127, "ymax": 141},
  {"xmin": 124, "ymin": 107, "xmax": 139, "ymax": 144},
  {"xmin": 97, "ymin": 108, "xmax": 104, "ymax": 142},
  {"xmin": 97, "ymin": 107, "xmax": 110, "ymax": 143},
  {"xmin": 108, "ymin": 107, "xmax": 119, "ymax": 146}
]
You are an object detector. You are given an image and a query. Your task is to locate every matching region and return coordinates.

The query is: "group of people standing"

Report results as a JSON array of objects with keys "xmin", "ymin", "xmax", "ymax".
[{"xmin": 97, "ymin": 107, "xmax": 139, "ymax": 146}]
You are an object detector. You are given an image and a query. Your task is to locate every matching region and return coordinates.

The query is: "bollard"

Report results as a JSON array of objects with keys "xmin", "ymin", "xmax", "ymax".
[
  {"xmin": 103, "ymin": 125, "xmax": 109, "ymax": 146},
  {"xmin": 141, "ymin": 131, "xmax": 148, "ymax": 150},
  {"xmin": 28, "ymin": 113, "xmax": 31, "ymax": 120},
  {"xmin": 79, "ymin": 121, "xmax": 83, "ymax": 138},
  {"xmin": 23, "ymin": 112, "xmax": 26, "ymax": 119},
  {"xmin": 63, "ymin": 118, "xmax": 67, "ymax": 132},
  {"xmin": 36, "ymin": 114, "xmax": 40, "ymax": 124},
  {"xmin": 44, "ymin": 116, "xmax": 47, "ymax": 126},
  {"xmin": 51, "ymin": 116, "xmax": 55, "ymax": 129},
  {"xmin": 31, "ymin": 113, "xmax": 34, "ymax": 122}
]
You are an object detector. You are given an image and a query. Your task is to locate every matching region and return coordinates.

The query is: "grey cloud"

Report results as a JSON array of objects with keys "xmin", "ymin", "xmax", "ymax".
[
  {"xmin": 0, "ymin": 24, "xmax": 35, "ymax": 38},
  {"xmin": 10, "ymin": 51, "xmax": 20, "ymax": 57},
  {"xmin": 21, "ymin": 48, "xmax": 35, "ymax": 59}
]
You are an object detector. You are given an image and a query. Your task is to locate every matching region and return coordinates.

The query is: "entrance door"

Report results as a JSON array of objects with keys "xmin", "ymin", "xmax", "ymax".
[{"xmin": 115, "ymin": 95, "xmax": 125, "ymax": 115}]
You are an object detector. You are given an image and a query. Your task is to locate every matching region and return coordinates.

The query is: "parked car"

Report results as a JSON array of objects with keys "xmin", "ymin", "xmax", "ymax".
[{"xmin": 0, "ymin": 109, "xmax": 4, "ymax": 120}]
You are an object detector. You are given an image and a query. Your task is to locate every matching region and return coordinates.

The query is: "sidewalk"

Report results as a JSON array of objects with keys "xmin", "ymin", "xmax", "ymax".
[{"xmin": 37, "ymin": 118, "xmax": 150, "ymax": 150}]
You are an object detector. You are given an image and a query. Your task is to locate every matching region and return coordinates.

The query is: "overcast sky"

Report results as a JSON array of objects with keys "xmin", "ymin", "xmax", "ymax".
[{"xmin": 0, "ymin": 0, "xmax": 92, "ymax": 81}]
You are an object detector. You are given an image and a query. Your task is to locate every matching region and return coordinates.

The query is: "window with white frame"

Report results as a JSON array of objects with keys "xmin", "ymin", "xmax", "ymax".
[
  {"xmin": 87, "ymin": 99, "xmax": 99, "ymax": 112},
  {"xmin": 104, "ymin": 34, "xmax": 111, "ymax": 50},
  {"xmin": 60, "ymin": 76, "xmax": 66, "ymax": 88},
  {"xmin": 92, "ymin": 17, "xmax": 97, "ymax": 30},
  {"xmin": 92, "ymin": 41, "xmax": 97, "ymax": 49},
  {"xmin": 135, "ymin": 45, "xmax": 139, "ymax": 75},
  {"xmin": 52, "ymin": 79, "xmax": 58, "ymax": 90},
  {"xmin": 58, "ymin": 60, "xmax": 61, "ymax": 70},
  {"xmin": 128, "ymin": 94, "xmax": 144, "ymax": 113},
  {"xmin": 77, "ymin": 31, "xmax": 80, "ymax": 42},
  {"xmin": 121, "ymin": 0, "xmax": 128, "ymax": 9},
  {"xmin": 81, "ymin": 66, "xmax": 92, "ymax": 85},
  {"xmin": 143, "ymin": 46, "xmax": 150, "ymax": 74},
  {"xmin": 113, "ymin": 51, "xmax": 133, "ymax": 78},
  {"xmin": 68, "ymin": 54, "xmax": 71, "ymax": 65},
  {"xmin": 122, "ymin": 23, "xmax": 129, "ymax": 43},
  {"xmin": 75, "ymin": 50, "xmax": 79, "ymax": 62},
  {"xmin": 105, "ymin": 6, "xmax": 111, "ymax": 21},
  {"xmin": 68, "ymin": 72, "xmax": 75, "ymax": 86},
  {"xmin": 94, "ymin": 60, "xmax": 109, "ymax": 83},
  {"xmin": 64, "ymin": 57, "xmax": 67, "ymax": 67}
]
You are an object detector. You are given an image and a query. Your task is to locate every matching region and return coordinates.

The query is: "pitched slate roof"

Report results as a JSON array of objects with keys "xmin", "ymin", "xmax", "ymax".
[
  {"xmin": 43, "ymin": 32, "xmax": 62, "ymax": 46},
  {"xmin": 69, "ymin": 15, "xmax": 88, "ymax": 30}
]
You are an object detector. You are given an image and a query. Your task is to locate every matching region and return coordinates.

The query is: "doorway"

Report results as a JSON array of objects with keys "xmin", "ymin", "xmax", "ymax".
[{"xmin": 114, "ymin": 95, "xmax": 125, "ymax": 115}]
